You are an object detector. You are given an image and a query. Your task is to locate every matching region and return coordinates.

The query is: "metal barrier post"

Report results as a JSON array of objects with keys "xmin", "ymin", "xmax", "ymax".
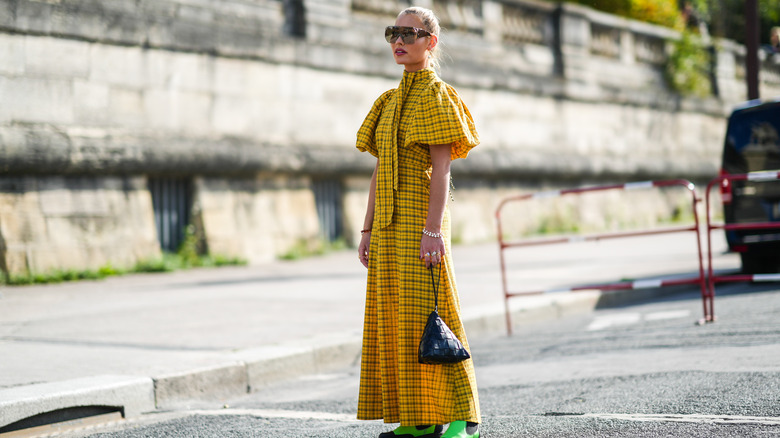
[
  {"xmin": 496, "ymin": 180, "xmax": 707, "ymax": 335},
  {"xmin": 705, "ymin": 171, "xmax": 780, "ymax": 319}
]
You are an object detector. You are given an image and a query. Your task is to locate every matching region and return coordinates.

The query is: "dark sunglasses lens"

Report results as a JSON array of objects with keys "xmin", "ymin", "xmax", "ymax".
[
  {"xmin": 384, "ymin": 27, "xmax": 396, "ymax": 43},
  {"xmin": 400, "ymin": 30, "xmax": 416, "ymax": 44},
  {"xmin": 385, "ymin": 26, "xmax": 417, "ymax": 43}
]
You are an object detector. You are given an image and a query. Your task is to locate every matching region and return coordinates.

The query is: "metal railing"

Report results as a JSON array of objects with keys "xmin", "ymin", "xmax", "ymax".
[
  {"xmin": 705, "ymin": 171, "xmax": 780, "ymax": 317},
  {"xmin": 496, "ymin": 179, "xmax": 708, "ymax": 334}
]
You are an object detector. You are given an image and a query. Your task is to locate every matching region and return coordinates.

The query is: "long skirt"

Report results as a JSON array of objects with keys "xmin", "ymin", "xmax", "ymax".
[{"xmin": 357, "ymin": 210, "xmax": 481, "ymax": 425}]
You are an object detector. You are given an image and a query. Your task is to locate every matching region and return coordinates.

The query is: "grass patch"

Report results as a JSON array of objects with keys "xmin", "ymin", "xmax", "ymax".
[
  {"xmin": 1, "ymin": 252, "xmax": 247, "ymax": 286},
  {"xmin": 1, "ymin": 225, "xmax": 248, "ymax": 288},
  {"xmin": 3, "ymin": 265, "xmax": 119, "ymax": 286}
]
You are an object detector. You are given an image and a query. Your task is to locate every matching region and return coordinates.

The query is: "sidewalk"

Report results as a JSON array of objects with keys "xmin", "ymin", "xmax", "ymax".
[{"xmin": 0, "ymin": 233, "xmax": 739, "ymax": 431}]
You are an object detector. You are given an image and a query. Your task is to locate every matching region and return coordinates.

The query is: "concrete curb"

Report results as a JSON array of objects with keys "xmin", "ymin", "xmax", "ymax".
[
  {"xmin": 153, "ymin": 363, "xmax": 249, "ymax": 409},
  {"xmin": 0, "ymin": 286, "xmax": 692, "ymax": 431},
  {"xmin": 150, "ymin": 335, "xmax": 364, "ymax": 409},
  {"xmin": 0, "ymin": 375, "xmax": 155, "ymax": 431}
]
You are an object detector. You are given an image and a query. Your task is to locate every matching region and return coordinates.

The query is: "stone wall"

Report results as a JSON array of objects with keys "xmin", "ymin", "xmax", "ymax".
[
  {"xmin": 0, "ymin": 176, "xmax": 159, "ymax": 275},
  {"xmin": 1, "ymin": 0, "xmax": 779, "ymax": 276},
  {"xmin": 194, "ymin": 175, "xmax": 321, "ymax": 263}
]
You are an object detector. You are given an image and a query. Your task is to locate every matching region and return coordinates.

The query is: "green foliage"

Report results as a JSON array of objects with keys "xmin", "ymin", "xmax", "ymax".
[
  {"xmin": 629, "ymin": 0, "xmax": 683, "ymax": 28},
  {"xmin": 563, "ymin": 0, "xmax": 683, "ymax": 28},
  {"xmin": 2, "ymin": 265, "xmax": 116, "ymax": 286},
  {"xmin": 708, "ymin": 0, "xmax": 780, "ymax": 45},
  {"xmin": 177, "ymin": 224, "xmax": 201, "ymax": 268},
  {"xmin": 665, "ymin": 31, "xmax": 712, "ymax": 97},
  {"xmin": 571, "ymin": 0, "xmax": 630, "ymax": 17},
  {"xmin": 559, "ymin": 0, "xmax": 780, "ymax": 46},
  {"xmin": 133, "ymin": 253, "xmax": 182, "ymax": 273},
  {"xmin": 1, "ymin": 224, "xmax": 246, "ymax": 286}
]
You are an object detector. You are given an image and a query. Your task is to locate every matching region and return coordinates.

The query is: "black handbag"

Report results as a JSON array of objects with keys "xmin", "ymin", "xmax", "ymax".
[{"xmin": 418, "ymin": 265, "xmax": 471, "ymax": 365}]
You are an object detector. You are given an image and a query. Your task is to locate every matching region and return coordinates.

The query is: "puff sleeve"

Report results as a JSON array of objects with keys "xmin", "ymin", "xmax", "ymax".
[
  {"xmin": 356, "ymin": 89, "xmax": 394, "ymax": 158},
  {"xmin": 406, "ymin": 81, "xmax": 479, "ymax": 160}
]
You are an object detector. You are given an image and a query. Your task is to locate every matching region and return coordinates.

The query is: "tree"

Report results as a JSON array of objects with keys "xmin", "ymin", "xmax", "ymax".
[
  {"xmin": 705, "ymin": 0, "xmax": 780, "ymax": 45},
  {"xmin": 560, "ymin": 0, "xmax": 780, "ymax": 45},
  {"xmin": 563, "ymin": 0, "xmax": 682, "ymax": 28}
]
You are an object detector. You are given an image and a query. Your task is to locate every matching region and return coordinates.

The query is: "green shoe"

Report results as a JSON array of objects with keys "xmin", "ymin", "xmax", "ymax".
[
  {"xmin": 442, "ymin": 421, "xmax": 479, "ymax": 438},
  {"xmin": 378, "ymin": 424, "xmax": 444, "ymax": 438}
]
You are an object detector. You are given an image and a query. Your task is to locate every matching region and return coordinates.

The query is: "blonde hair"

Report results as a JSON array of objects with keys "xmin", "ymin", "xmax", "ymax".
[{"xmin": 398, "ymin": 7, "xmax": 443, "ymax": 71}]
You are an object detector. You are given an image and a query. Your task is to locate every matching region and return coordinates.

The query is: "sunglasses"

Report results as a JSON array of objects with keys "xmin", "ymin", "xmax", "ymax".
[{"xmin": 384, "ymin": 26, "xmax": 432, "ymax": 44}]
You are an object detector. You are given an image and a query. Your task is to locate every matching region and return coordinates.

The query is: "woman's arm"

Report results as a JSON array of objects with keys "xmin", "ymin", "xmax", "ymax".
[
  {"xmin": 421, "ymin": 144, "xmax": 452, "ymax": 267},
  {"xmin": 358, "ymin": 161, "xmax": 379, "ymax": 268}
]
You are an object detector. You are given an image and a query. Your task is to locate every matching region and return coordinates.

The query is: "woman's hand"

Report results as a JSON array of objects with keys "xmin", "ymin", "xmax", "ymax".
[
  {"xmin": 359, "ymin": 232, "xmax": 371, "ymax": 268},
  {"xmin": 420, "ymin": 234, "xmax": 445, "ymax": 268}
]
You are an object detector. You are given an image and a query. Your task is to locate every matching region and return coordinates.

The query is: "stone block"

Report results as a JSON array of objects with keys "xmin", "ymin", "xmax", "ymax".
[
  {"xmin": 2, "ymin": 249, "xmax": 28, "ymax": 275},
  {"xmin": 0, "ymin": 192, "xmax": 47, "ymax": 245},
  {"xmin": 195, "ymin": 176, "xmax": 320, "ymax": 264},
  {"xmin": 213, "ymin": 58, "xmax": 249, "ymax": 96},
  {"xmin": 91, "ymin": 0, "xmax": 145, "ymax": 44},
  {"xmin": 0, "ymin": 175, "xmax": 160, "ymax": 276},
  {"xmin": 25, "ymin": 35, "xmax": 90, "ymax": 79},
  {"xmin": 89, "ymin": 44, "xmax": 144, "ymax": 89},
  {"xmin": 107, "ymin": 87, "xmax": 145, "ymax": 127},
  {"xmin": 142, "ymin": 90, "xmax": 213, "ymax": 134},
  {"xmin": 0, "ymin": 76, "xmax": 74, "ymax": 124},
  {"xmin": 14, "ymin": 0, "xmax": 54, "ymax": 34},
  {"xmin": 42, "ymin": 179, "xmax": 110, "ymax": 216},
  {"xmin": 211, "ymin": 95, "xmax": 254, "ymax": 135},
  {"xmin": 243, "ymin": 62, "xmax": 279, "ymax": 99},
  {"xmin": 73, "ymin": 80, "xmax": 110, "ymax": 125},
  {"xmin": 166, "ymin": 52, "xmax": 213, "ymax": 93},
  {"xmin": 42, "ymin": 217, "xmax": 81, "ymax": 247},
  {"xmin": 168, "ymin": 17, "xmax": 217, "ymax": 53},
  {"xmin": 0, "ymin": 34, "xmax": 25, "ymax": 76},
  {"xmin": 142, "ymin": 89, "xmax": 178, "ymax": 130},
  {"xmin": 177, "ymin": 92, "xmax": 212, "ymax": 135},
  {"xmin": 26, "ymin": 244, "xmax": 86, "ymax": 273},
  {"xmin": 0, "ymin": 2, "xmax": 13, "ymax": 28},
  {"xmin": 141, "ymin": 50, "xmax": 171, "ymax": 89}
]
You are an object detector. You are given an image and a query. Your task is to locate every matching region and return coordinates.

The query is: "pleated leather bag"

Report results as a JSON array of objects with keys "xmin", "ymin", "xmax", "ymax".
[{"xmin": 418, "ymin": 265, "xmax": 471, "ymax": 365}]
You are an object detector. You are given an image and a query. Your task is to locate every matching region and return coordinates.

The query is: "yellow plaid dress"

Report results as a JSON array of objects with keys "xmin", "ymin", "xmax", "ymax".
[{"xmin": 355, "ymin": 68, "xmax": 481, "ymax": 426}]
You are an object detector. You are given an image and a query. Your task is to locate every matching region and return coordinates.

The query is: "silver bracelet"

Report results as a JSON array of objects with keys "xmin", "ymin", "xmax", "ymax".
[{"xmin": 422, "ymin": 228, "xmax": 442, "ymax": 238}]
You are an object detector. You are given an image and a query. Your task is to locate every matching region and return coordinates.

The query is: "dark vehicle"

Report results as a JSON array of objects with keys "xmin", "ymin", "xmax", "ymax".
[{"xmin": 720, "ymin": 98, "xmax": 780, "ymax": 273}]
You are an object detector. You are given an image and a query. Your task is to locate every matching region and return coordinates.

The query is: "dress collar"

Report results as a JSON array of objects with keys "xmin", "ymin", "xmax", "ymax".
[{"xmin": 402, "ymin": 67, "xmax": 436, "ymax": 80}]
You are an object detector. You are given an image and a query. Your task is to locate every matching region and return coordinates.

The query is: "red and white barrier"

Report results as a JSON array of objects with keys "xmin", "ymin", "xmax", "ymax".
[
  {"xmin": 705, "ymin": 171, "xmax": 780, "ymax": 317},
  {"xmin": 495, "ymin": 179, "xmax": 707, "ymax": 335}
]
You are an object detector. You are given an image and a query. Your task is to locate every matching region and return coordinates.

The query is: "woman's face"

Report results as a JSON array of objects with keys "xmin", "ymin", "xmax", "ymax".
[{"xmin": 390, "ymin": 14, "xmax": 436, "ymax": 72}]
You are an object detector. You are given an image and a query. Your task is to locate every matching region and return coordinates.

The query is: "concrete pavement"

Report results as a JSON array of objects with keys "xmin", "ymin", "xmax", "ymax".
[{"xmin": 0, "ymin": 232, "xmax": 740, "ymax": 433}]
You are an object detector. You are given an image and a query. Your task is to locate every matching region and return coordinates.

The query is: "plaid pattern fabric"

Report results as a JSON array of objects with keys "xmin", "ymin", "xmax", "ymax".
[
  {"xmin": 356, "ymin": 68, "xmax": 480, "ymax": 425},
  {"xmin": 357, "ymin": 68, "xmax": 479, "ymax": 229}
]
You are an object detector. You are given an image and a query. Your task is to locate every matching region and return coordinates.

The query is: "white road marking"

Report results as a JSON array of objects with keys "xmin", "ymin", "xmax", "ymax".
[
  {"xmin": 581, "ymin": 413, "xmax": 780, "ymax": 426},
  {"xmin": 587, "ymin": 309, "xmax": 691, "ymax": 331},
  {"xmin": 632, "ymin": 279, "xmax": 663, "ymax": 289},
  {"xmin": 191, "ymin": 408, "xmax": 360, "ymax": 422},
  {"xmin": 587, "ymin": 313, "xmax": 641, "ymax": 331},
  {"xmin": 644, "ymin": 310, "xmax": 691, "ymax": 321}
]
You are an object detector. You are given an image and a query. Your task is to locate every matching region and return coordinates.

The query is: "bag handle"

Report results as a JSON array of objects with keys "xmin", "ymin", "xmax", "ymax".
[{"xmin": 428, "ymin": 264, "xmax": 441, "ymax": 312}]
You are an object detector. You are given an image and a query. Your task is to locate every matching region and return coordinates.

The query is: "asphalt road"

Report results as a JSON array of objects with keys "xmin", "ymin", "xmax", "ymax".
[{"xmin": 63, "ymin": 281, "xmax": 780, "ymax": 438}]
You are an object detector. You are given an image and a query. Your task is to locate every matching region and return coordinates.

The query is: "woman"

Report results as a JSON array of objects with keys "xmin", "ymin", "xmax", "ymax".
[{"xmin": 355, "ymin": 7, "xmax": 481, "ymax": 438}]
